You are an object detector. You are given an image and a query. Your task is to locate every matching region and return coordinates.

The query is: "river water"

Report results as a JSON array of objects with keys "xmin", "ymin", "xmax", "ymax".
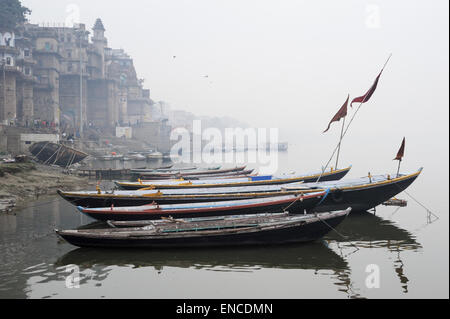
[{"xmin": 0, "ymin": 144, "xmax": 448, "ymax": 299}]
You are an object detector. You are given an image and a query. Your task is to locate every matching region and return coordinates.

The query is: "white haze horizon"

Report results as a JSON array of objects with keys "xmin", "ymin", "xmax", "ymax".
[{"xmin": 22, "ymin": 0, "xmax": 449, "ymax": 177}]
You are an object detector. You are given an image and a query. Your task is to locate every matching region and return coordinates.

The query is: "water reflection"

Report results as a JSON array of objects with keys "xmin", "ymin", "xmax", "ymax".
[
  {"xmin": 0, "ymin": 196, "xmax": 423, "ymax": 298},
  {"xmin": 55, "ymin": 242, "xmax": 360, "ymax": 298},
  {"xmin": 51, "ymin": 210, "xmax": 422, "ymax": 298},
  {"xmin": 326, "ymin": 211, "xmax": 421, "ymax": 251},
  {"xmin": 325, "ymin": 211, "xmax": 421, "ymax": 294},
  {"xmin": 56, "ymin": 242, "xmax": 347, "ymax": 272}
]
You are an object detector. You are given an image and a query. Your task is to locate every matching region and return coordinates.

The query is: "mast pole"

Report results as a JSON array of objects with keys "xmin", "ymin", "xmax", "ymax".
[
  {"xmin": 315, "ymin": 54, "xmax": 392, "ymax": 183},
  {"xmin": 396, "ymin": 159, "xmax": 401, "ymax": 178},
  {"xmin": 335, "ymin": 116, "xmax": 346, "ymax": 170}
]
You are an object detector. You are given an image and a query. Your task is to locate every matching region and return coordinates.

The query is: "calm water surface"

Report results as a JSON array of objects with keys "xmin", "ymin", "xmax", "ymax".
[{"xmin": 0, "ymin": 145, "xmax": 448, "ymax": 298}]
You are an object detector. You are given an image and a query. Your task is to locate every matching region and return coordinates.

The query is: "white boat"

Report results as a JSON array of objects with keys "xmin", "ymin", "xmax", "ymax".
[
  {"xmin": 131, "ymin": 154, "xmax": 146, "ymax": 161},
  {"xmin": 146, "ymin": 151, "xmax": 163, "ymax": 160}
]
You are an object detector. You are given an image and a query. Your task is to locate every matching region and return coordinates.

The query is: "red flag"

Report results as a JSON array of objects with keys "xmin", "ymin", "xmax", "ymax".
[
  {"xmin": 351, "ymin": 69, "xmax": 383, "ymax": 107},
  {"xmin": 394, "ymin": 137, "xmax": 405, "ymax": 161},
  {"xmin": 323, "ymin": 95, "xmax": 349, "ymax": 133}
]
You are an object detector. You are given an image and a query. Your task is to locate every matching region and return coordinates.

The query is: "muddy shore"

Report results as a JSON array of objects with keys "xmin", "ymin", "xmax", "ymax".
[{"xmin": 0, "ymin": 162, "xmax": 95, "ymax": 213}]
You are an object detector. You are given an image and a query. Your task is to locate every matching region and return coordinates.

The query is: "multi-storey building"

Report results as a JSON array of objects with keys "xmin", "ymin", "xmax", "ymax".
[{"xmin": 0, "ymin": 18, "xmax": 153, "ymax": 134}]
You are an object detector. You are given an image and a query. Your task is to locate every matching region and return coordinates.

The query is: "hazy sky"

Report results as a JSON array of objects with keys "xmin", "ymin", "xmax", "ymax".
[{"xmin": 21, "ymin": 0, "xmax": 449, "ymax": 166}]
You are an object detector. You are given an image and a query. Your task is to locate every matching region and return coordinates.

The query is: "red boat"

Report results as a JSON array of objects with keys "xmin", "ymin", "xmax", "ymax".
[{"xmin": 77, "ymin": 191, "xmax": 328, "ymax": 221}]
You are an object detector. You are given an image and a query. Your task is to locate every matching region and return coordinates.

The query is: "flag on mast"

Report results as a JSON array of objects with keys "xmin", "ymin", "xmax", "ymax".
[
  {"xmin": 351, "ymin": 70, "xmax": 383, "ymax": 107},
  {"xmin": 394, "ymin": 137, "xmax": 406, "ymax": 161},
  {"xmin": 323, "ymin": 95, "xmax": 349, "ymax": 133}
]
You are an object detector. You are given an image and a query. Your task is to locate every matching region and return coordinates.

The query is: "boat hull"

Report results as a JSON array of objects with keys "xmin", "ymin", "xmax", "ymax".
[
  {"xmin": 58, "ymin": 189, "xmax": 304, "ymax": 207},
  {"xmin": 58, "ymin": 170, "xmax": 422, "ymax": 212},
  {"xmin": 117, "ymin": 167, "xmax": 351, "ymax": 190},
  {"xmin": 56, "ymin": 211, "xmax": 349, "ymax": 248},
  {"xmin": 137, "ymin": 165, "xmax": 247, "ymax": 179},
  {"xmin": 29, "ymin": 142, "xmax": 88, "ymax": 167},
  {"xmin": 78, "ymin": 194, "xmax": 325, "ymax": 221},
  {"xmin": 313, "ymin": 172, "xmax": 420, "ymax": 212}
]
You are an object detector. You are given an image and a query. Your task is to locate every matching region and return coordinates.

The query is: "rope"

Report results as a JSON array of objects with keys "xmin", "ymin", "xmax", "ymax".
[
  {"xmin": 400, "ymin": 188, "xmax": 439, "ymax": 224},
  {"xmin": 52, "ymin": 144, "xmax": 64, "ymax": 165},
  {"xmin": 43, "ymin": 145, "xmax": 63, "ymax": 165},
  {"xmin": 316, "ymin": 212, "xmax": 360, "ymax": 257},
  {"xmin": 282, "ymin": 193, "xmax": 306, "ymax": 213},
  {"xmin": 281, "ymin": 188, "xmax": 330, "ymax": 213},
  {"xmin": 65, "ymin": 151, "xmax": 76, "ymax": 170}
]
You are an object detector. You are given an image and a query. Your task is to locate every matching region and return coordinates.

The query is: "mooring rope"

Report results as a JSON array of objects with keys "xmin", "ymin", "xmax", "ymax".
[
  {"xmin": 399, "ymin": 188, "xmax": 439, "ymax": 224},
  {"xmin": 9, "ymin": 197, "xmax": 63, "ymax": 211},
  {"xmin": 315, "ymin": 212, "xmax": 360, "ymax": 257}
]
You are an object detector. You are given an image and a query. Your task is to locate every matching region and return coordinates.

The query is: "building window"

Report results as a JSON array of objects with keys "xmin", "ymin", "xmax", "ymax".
[
  {"xmin": 68, "ymin": 63, "xmax": 73, "ymax": 72},
  {"xmin": 67, "ymin": 50, "xmax": 72, "ymax": 58},
  {"xmin": 45, "ymin": 42, "xmax": 51, "ymax": 51},
  {"xmin": 24, "ymin": 49, "xmax": 30, "ymax": 57},
  {"xmin": 25, "ymin": 67, "xmax": 30, "ymax": 75},
  {"xmin": 6, "ymin": 57, "xmax": 11, "ymax": 65}
]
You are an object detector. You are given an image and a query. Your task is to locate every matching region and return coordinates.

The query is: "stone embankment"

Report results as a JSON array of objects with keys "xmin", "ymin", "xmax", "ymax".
[{"xmin": 0, "ymin": 163, "xmax": 94, "ymax": 213}]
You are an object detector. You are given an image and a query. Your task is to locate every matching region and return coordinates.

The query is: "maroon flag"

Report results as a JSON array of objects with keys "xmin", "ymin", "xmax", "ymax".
[
  {"xmin": 394, "ymin": 137, "xmax": 405, "ymax": 161},
  {"xmin": 323, "ymin": 95, "xmax": 349, "ymax": 133},
  {"xmin": 351, "ymin": 70, "xmax": 383, "ymax": 107}
]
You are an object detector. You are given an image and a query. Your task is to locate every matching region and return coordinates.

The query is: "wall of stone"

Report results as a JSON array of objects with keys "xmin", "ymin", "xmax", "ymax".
[
  {"xmin": 0, "ymin": 124, "xmax": 7, "ymax": 152},
  {"xmin": 86, "ymin": 79, "xmax": 119, "ymax": 128},
  {"xmin": 0, "ymin": 72, "xmax": 17, "ymax": 124}
]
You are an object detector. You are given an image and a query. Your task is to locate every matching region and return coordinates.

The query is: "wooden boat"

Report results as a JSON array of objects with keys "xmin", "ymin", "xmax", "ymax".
[
  {"xmin": 136, "ymin": 169, "xmax": 256, "ymax": 180},
  {"xmin": 75, "ymin": 192, "xmax": 327, "ymax": 221},
  {"xmin": 136, "ymin": 165, "xmax": 247, "ymax": 179},
  {"xmin": 55, "ymin": 208, "xmax": 351, "ymax": 248},
  {"xmin": 100, "ymin": 154, "xmax": 123, "ymax": 161},
  {"xmin": 57, "ymin": 169, "xmax": 422, "ymax": 209},
  {"xmin": 146, "ymin": 151, "xmax": 163, "ymax": 160},
  {"xmin": 130, "ymin": 166, "xmax": 201, "ymax": 174},
  {"xmin": 29, "ymin": 141, "xmax": 88, "ymax": 167},
  {"xmin": 288, "ymin": 168, "xmax": 423, "ymax": 212},
  {"xmin": 131, "ymin": 154, "xmax": 146, "ymax": 161},
  {"xmin": 115, "ymin": 166, "xmax": 352, "ymax": 190}
]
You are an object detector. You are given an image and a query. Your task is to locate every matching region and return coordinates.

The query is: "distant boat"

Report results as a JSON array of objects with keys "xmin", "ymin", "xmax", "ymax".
[
  {"xmin": 116, "ymin": 166, "xmax": 352, "ymax": 190},
  {"xmin": 100, "ymin": 154, "xmax": 123, "ymax": 161},
  {"xmin": 55, "ymin": 209, "xmax": 351, "ymax": 248},
  {"xmin": 146, "ymin": 151, "xmax": 163, "ymax": 160},
  {"xmin": 131, "ymin": 154, "xmax": 146, "ymax": 161},
  {"xmin": 29, "ymin": 142, "xmax": 88, "ymax": 167},
  {"xmin": 98, "ymin": 155, "xmax": 113, "ymax": 161},
  {"xmin": 137, "ymin": 165, "xmax": 248, "ymax": 179}
]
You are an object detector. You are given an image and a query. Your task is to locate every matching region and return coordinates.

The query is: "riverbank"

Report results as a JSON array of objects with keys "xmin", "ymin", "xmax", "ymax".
[{"xmin": 0, "ymin": 162, "xmax": 94, "ymax": 213}]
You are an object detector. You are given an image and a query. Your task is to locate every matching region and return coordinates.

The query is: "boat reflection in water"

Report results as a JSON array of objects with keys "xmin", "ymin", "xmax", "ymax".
[
  {"xmin": 55, "ymin": 209, "xmax": 421, "ymax": 298},
  {"xmin": 325, "ymin": 211, "xmax": 422, "ymax": 294},
  {"xmin": 56, "ymin": 241, "xmax": 359, "ymax": 298}
]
